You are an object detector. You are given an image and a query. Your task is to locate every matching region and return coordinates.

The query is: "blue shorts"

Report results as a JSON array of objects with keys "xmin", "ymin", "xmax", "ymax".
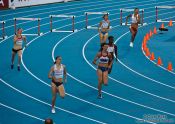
[
  {"xmin": 101, "ymin": 31, "xmax": 108, "ymax": 35},
  {"xmin": 98, "ymin": 66, "xmax": 108, "ymax": 72}
]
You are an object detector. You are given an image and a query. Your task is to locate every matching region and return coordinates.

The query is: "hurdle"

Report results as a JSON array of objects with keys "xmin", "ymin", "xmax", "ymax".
[
  {"xmin": 155, "ymin": 6, "xmax": 175, "ymax": 22},
  {"xmin": 0, "ymin": 21, "xmax": 7, "ymax": 40},
  {"xmin": 85, "ymin": 12, "xmax": 111, "ymax": 29},
  {"xmin": 120, "ymin": 8, "xmax": 147, "ymax": 26},
  {"xmin": 50, "ymin": 15, "xmax": 78, "ymax": 33},
  {"xmin": 14, "ymin": 17, "xmax": 43, "ymax": 36}
]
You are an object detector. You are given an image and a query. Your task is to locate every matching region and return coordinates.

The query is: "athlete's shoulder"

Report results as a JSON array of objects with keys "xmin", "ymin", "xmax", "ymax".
[{"xmin": 62, "ymin": 64, "xmax": 66, "ymax": 68}]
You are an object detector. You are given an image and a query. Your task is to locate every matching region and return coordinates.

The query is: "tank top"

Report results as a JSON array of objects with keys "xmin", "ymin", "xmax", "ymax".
[
  {"xmin": 99, "ymin": 52, "xmax": 109, "ymax": 64},
  {"xmin": 131, "ymin": 14, "xmax": 138, "ymax": 24},
  {"xmin": 101, "ymin": 20, "xmax": 109, "ymax": 29},
  {"xmin": 107, "ymin": 45, "xmax": 115, "ymax": 53},
  {"xmin": 53, "ymin": 64, "xmax": 64, "ymax": 79},
  {"xmin": 16, "ymin": 36, "xmax": 23, "ymax": 46}
]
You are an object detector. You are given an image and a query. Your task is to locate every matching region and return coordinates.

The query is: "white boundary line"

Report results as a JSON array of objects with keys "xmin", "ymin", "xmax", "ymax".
[
  {"xmin": 51, "ymin": 27, "xmax": 175, "ymax": 118},
  {"xmin": 114, "ymin": 15, "xmax": 175, "ymax": 89},
  {"xmin": 1, "ymin": 0, "xmax": 175, "ymax": 109},
  {"xmin": 18, "ymin": 7, "xmax": 174, "ymax": 124},
  {"xmin": 20, "ymin": 29, "xmax": 157, "ymax": 124},
  {"xmin": 82, "ymin": 31, "xmax": 175, "ymax": 104},
  {"xmin": 0, "ymin": 78, "xmax": 106, "ymax": 124},
  {"xmin": 0, "ymin": 101, "xmax": 44, "ymax": 122},
  {"xmin": 0, "ymin": 0, "xmax": 174, "ymax": 95},
  {"xmin": 50, "ymin": 21, "xmax": 175, "ymax": 118}
]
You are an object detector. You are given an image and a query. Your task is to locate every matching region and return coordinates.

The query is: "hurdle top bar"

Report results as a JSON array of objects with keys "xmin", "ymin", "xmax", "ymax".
[
  {"xmin": 155, "ymin": 6, "xmax": 175, "ymax": 9},
  {"xmin": 157, "ymin": 19, "xmax": 175, "ymax": 23},
  {"xmin": 120, "ymin": 8, "xmax": 144, "ymax": 12},
  {"xmin": 0, "ymin": 21, "xmax": 5, "ymax": 23},
  {"xmin": 14, "ymin": 18, "xmax": 41, "ymax": 21},
  {"xmin": 85, "ymin": 12, "xmax": 109, "ymax": 15},
  {"xmin": 50, "ymin": 15, "xmax": 75, "ymax": 18}
]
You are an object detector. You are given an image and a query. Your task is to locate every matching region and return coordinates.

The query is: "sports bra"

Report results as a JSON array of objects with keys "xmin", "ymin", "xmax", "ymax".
[
  {"xmin": 16, "ymin": 36, "xmax": 23, "ymax": 46},
  {"xmin": 99, "ymin": 52, "xmax": 109, "ymax": 64},
  {"xmin": 101, "ymin": 20, "xmax": 109, "ymax": 29},
  {"xmin": 107, "ymin": 45, "xmax": 115, "ymax": 53}
]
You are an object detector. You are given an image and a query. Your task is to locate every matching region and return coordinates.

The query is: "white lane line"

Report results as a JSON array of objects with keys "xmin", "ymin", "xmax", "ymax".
[
  {"xmin": 0, "ymin": 0, "xmax": 175, "ymax": 121},
  {"xmin": 0, "ymin": 78, "xmax": 106, "ymax": 124},
  {"xmin": 82, "ymin": 31, "xmax": 175, "ymax": 103},
  {"xmin": 15, "ymin": 1, "xmax": 175, "ymax": 119},
  {"xmin": 51, "ymin": 26, "xmax": 175, "ymax": 118},
  {"xmin": 0, "ymin": 102, "xmax": 44, "ymax": 122},
  {"xmin": 20, "ymin": 29, "xmax": 157, "ymax": 124},
  {"xmin": 114, "ymin": 15, "xmax": 175, "ymax": 89}
]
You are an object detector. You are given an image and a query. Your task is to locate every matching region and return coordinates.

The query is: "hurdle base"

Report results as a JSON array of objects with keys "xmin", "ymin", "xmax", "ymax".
[
  {"xmin": 52, "ymin": 29, "xmax": 78, "ymax": 33},
  {"xmin": 0, "ymin": 36, "xmax": 8, "ymax": 40},
  {"xmin": 86, "ymin": 26, "xmax": 112, "ymax": 29},
  {"xmin": 122, "ymin": 23, "xmax": 147, "ymax": 26}
]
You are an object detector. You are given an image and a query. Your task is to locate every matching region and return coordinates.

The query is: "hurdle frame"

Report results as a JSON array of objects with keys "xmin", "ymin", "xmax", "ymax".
[
  {"xmin": 155, "ymin": 6, "xmax": 175, "ymax": 22},
  {"xmin": 0, "ymin": 21, "xmax": 7, "ymax": 40},
  {"xmin": 120, "ymin": 8, "xmax": 146, "ymax": 26},
  {"xmin": 50, "ymin": 15, "xmax": 77, "ymax": 33},
  {"xmin": 85, "ymin": 12, "xmax": 109, "ymax": 29},
  {"xmin": 14, "ymin": 18, "xmax": 43, "ymax": 36}
]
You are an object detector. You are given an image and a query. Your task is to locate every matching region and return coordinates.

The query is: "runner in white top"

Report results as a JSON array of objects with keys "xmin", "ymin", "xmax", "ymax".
[
  {"xmin": 48, "ymin": 56, "xmax": 67, "ymax": 114},
  {"xmin": 126, "ymin": 8, "xmax": 140, "ymax": 47},
  {"xmin": 11, "ymin": 28, "xmax": 26, "ymax": 71},
  {"xmin": 98, "ymin": 14, "xmax": 110, "ymax": 44},
  {"xmin": 107, "ymin": 36, "xmax": 117, "ymax": 74}
]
